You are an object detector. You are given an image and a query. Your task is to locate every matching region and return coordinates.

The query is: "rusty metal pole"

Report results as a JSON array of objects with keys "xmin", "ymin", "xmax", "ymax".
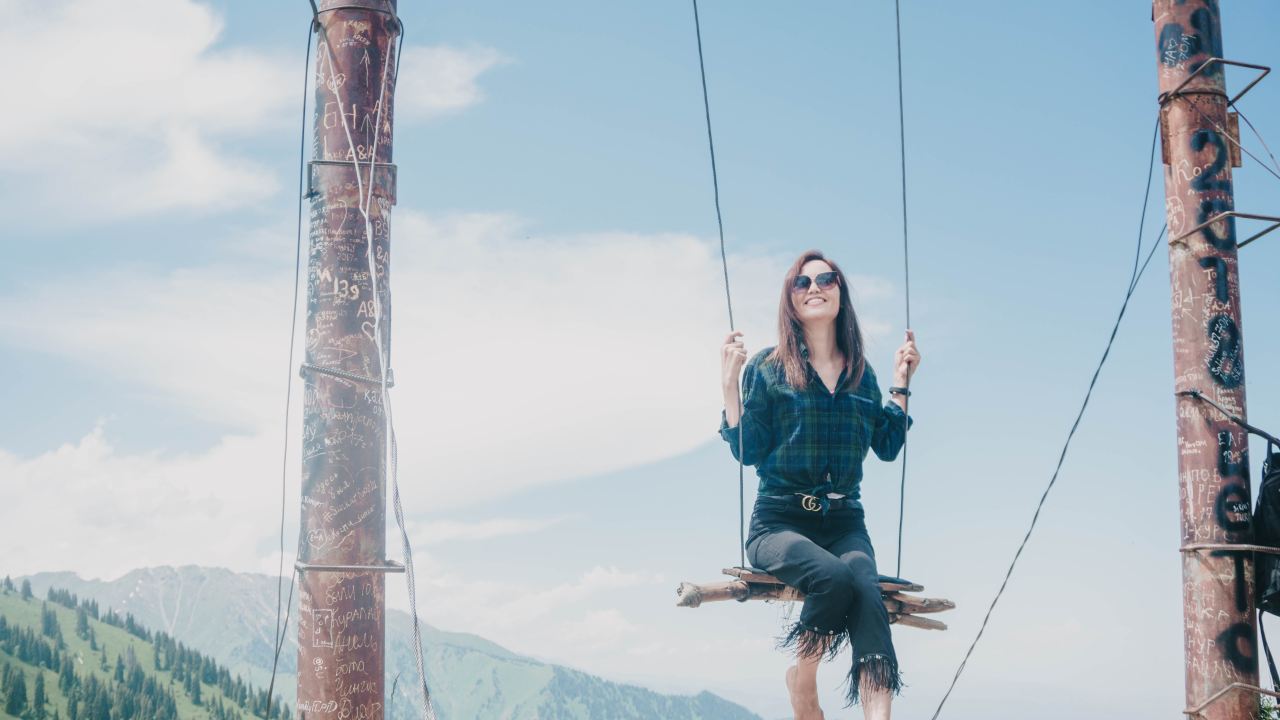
[
  {"xmin": 298, "ymin": 2, "xmax": 400, "ymax": 719},
  {"xmin": 1153, "ymin": 2, "xmax": 1257, "ymax": 717}
]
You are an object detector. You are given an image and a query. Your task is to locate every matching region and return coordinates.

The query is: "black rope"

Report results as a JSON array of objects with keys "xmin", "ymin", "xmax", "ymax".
[
  {"xmin": 265, "ymin": 575, "xmax": 297, "ymax": 717},
  {"xmin": 265, "ymin": 20, "xmax": 314, "ymax": 715},
  {"xmin": 892, "ymin": 0, "xmax": 911, "ymax": 580},
  {"xmin": 690, "ymin": 1, "xmax": 734, "ymax": 334},
  {"xmin": 691, "ymin": 0, "xmax": 746, "ymax": 570},
  {"xmin": 930, "ymin": 118, "xmax": 1164, "ymax": 719},
  {"xmin": 1130, "ymin": 118, "xmax": 1162, "ymax": 293}
]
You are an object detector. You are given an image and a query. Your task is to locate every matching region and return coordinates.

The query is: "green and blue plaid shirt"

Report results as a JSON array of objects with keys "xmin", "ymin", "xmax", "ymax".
[{"xmin": 719, "ymin": 347, "xmax": 913, "ymax": 508}]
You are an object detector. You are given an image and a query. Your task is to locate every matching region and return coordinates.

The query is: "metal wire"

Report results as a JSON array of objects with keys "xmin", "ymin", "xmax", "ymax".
[
  {"xmin": 299, "ymin": 361, "xmax": 396, "ymax": 388},
  {"xmin": 930, "ymin": 118, "xmax": 1165, "ymax": 719},
  {"xmin": 264, "ymin": 19, "xmax": 315, "ymax": 715},
  {"xmin": 1183, "ymin": 95, "xmax": 1280, "ymax": 184},
  {"xmin": 1233, "ymin": 105, "xmax": 1280, "ymax": 176}
]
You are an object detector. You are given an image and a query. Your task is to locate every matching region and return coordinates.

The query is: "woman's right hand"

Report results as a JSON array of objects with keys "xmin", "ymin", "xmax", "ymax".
[{"xmin": 721, "ymin": 331, "xmax": 747, "ymax": 390}]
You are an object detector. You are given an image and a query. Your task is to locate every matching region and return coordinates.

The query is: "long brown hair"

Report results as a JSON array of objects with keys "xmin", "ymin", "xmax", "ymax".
[{"xmin": 767, "ymin": 250, "xmax": 866, "ymax": 391}]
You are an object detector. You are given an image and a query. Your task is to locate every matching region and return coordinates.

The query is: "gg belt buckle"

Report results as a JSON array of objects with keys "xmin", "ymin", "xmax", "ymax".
[{"xmin": 799, "ymin": 494, "xmax": 821, "ymax": 512}]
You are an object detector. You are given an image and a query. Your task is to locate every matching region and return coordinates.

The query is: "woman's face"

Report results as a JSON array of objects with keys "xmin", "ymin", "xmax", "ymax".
[{"xmin": 790, "ymin": 259, "xmax": 841, "ymax": 326}]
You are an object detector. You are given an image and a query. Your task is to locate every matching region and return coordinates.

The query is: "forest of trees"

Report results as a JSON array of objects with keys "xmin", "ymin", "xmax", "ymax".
[{"xmin": 0, "ymin": 577, "xmax": 291, "ymax": 720}]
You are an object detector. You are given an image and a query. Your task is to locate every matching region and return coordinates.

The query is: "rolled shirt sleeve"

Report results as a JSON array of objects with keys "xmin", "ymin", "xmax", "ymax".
[
  {"xmin": 870, "ymin": 398, "xmax": 913, "ymax": 461},
  {"xmin": 720, "ymin": 355, "xmax": 774, "ymax": 466}
]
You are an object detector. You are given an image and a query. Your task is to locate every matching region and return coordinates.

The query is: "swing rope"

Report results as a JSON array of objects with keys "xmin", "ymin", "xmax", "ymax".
[
  {"xmin": 892, "ymin": 0, "xmax": 912, "ymax": 580},
  {"xmin": 692, "ymin": 0, "xmax": 917, "ymax": 575},
  {"xmin": 690, "ymin": 0, "xmax": 746, "ymax": 571}
]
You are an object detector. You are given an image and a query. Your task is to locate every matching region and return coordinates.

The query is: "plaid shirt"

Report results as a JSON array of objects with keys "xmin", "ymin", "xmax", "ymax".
[{"xmin": 720, "ymin": 347, "xmax": 913, "ymax": 508}]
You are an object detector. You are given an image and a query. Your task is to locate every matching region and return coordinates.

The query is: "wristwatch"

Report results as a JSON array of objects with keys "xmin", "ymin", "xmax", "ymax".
[{"xmin": 888, "ymin": 386, "xmax": 911, "ymax": 397}]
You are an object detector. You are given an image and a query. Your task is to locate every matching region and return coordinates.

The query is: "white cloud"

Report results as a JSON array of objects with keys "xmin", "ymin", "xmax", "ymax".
[
  {"xmin": 0, "ymin": 425, "xmax": 288, "ymax": 580},
  {"xmin": 0, "ymin": 1, "xmax": 503, "ymax": 220},
  {"xmin": 396, "ymin": 46, "xmax": 507, "ymax": 120},
  {"xmin": 386, "ymin": 211, "xmax": 897, "ymax": 507},
  {"xmin": 107, "ymin": 126, "xmax": 281, "ymax": 215},
  {"xmin": 405, "ymin": 561, "xmax": 665, "ymax": 648},
  {"xmin": 0, "ymin": 0, "xmax": 292, "ymax": 219},
  {"xmin": 560, "ymin": 609, "xmax": 640, "ymax": 651},
  {"xmin": 0, "ymin": 210, "xmax": 898, "ymax": 521},
  {"xmin": 388, "ymin": 212, "xmax": 789, "ymax": 506},
  {"xmin": 0, "ymin": 263, "xmax": 297, "ymax": 430},
  {"xmin": 411, "ymin": 516, "xmax": 568, "ymax": 545},
  {"xmin": 436, "ymin": 565, "xmax": 664, "ymax": 630}
]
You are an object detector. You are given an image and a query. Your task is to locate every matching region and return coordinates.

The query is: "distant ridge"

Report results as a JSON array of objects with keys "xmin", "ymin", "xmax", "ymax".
[{"xmin": 21, "ymin": 566, "xmax": 761, "ymax": 720}]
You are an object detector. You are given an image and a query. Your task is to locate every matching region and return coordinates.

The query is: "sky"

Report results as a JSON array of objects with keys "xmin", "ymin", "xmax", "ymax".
[{"xmin": 4, "ymin": 0, "xmax": 1280, "ymax": 718}]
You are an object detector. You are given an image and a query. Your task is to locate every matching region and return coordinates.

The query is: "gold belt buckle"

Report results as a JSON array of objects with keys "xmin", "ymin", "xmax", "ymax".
[{"xmin": 799, "ymin": 494, "xmax": 821, "ymax": 512}]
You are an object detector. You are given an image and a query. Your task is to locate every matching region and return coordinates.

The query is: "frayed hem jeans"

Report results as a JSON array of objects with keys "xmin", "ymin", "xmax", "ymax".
[{"xmin": 745, "ymin": 496, "xmax": 902, "ymax": 705}]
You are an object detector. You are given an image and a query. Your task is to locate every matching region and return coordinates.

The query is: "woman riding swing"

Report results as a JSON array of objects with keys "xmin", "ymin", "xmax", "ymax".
[{"xmin": 719, "ymin": 249, "xmax": 920, "ymax": 720}]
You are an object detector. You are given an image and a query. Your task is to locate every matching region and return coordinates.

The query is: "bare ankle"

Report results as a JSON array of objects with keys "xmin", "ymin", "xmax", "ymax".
[{"xmin": 786, "ymin": 665, "xmax": 823, "ymax": 718}]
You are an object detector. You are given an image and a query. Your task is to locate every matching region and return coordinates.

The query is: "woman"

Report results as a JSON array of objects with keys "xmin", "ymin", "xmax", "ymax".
[{"xmin": 719, "ymin": 250, "xmax": 919, "ymax": 720}]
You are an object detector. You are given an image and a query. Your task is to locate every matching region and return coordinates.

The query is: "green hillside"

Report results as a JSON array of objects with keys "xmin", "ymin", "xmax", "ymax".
[
  {"xmin": 22, "ymin": 567, "xmax": 762, "ymax": 720},
  {"xmin": 0, "ymin": 577, "xmax": 288, "ymax": 720}
]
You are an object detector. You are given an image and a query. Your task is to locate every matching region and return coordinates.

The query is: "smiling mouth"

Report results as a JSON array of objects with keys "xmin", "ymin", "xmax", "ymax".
[{"xmin": 804, "ymin": 297, "xmax": 826, "ymax": 306}]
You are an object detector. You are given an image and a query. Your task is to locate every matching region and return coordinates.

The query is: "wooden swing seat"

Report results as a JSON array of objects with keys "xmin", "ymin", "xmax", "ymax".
[{"xmin": 676, "ymin": 567, "xmax": 955, "ymax": 631}]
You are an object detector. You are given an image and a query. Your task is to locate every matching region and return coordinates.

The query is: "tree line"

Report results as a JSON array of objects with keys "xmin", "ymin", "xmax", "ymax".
[{"xmin": 0, "ymin": 577, "xmax": 291, "ymax": 720}]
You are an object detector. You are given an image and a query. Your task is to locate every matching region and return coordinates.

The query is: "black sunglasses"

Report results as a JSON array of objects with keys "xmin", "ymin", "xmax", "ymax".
[{"xmin": 791, "ymin": 271, "xmax": 840, "ymax": 293}]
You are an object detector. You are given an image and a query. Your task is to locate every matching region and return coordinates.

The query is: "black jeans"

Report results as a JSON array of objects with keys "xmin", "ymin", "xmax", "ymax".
[{"xmin": 745, "ymin": 496, "xmax": 902, "ymax": 705}]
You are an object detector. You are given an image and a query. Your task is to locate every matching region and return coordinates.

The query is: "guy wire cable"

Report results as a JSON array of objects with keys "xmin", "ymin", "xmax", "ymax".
[
  {"xmin": 265, "ymin": 19, "xmax": 315, "ymax": 713},
  {"xmin": 930, "ymin": 117, "xmax": 1164, "ymax": 719}
]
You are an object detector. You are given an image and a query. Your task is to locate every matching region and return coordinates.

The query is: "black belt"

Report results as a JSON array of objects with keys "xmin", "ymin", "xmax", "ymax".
[{"xmin": 760, "ymin": 493, "xmax": 861, "ymax": 514}]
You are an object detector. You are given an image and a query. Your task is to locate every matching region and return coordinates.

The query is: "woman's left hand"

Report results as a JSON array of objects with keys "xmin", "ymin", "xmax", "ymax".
[{"xmin": 893, "ymin": 329, "xmax": 921, "ymax": 386}]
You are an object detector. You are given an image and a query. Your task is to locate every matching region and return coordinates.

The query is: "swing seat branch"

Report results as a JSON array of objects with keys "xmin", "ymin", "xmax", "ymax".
[{"xmin": 675, "ymin": 568, "xmax": 955, "ymax": 630}]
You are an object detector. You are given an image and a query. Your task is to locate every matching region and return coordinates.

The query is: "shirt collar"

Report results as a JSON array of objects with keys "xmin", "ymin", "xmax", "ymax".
[{"xmin": 800, "ymin": 341, "xmax": 849, "ymax": 393}]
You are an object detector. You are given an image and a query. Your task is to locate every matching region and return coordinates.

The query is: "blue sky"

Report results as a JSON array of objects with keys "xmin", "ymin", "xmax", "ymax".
[{"xmin": 4, "ymin": 1, "xmax": 1280, "ymax": 718}]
